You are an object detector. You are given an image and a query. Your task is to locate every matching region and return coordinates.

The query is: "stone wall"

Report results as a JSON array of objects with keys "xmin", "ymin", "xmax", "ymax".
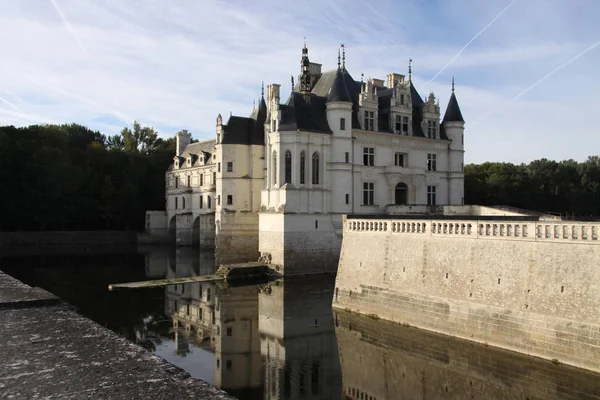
[
  {"xmin": 334, "ymin": 217, "xmax": 600, "ymax": 372},
  {"xmin": 335, "ymin": 310, "xmax": 600, "ymax": 400},
  {"xmin": 215, "ymin": 211, "xmax": 259, "ymax": 266}
]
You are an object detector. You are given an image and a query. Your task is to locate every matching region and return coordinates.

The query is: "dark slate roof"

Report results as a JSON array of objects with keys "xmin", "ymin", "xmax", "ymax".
[
  {"xmin": 442, "ymin": 92, "xmax": 465, "ymax": 123},
  {"xmin": 409, "ymin": 81, "xmax": 426, "ymax": 138},
  {"xmin": 280, "ymin": 92, "xmax": 331, "ymax": 133},
  {"xmin": 182, "ymin": 140, "xmax": 216, "ymax": 158},
  {"xmin": 220, "ymin": 95, "xmax": 267, "ymax": 146},
  {"xmin": 327, "ymin": 68, "xmax": 352, "ymax": 103}
]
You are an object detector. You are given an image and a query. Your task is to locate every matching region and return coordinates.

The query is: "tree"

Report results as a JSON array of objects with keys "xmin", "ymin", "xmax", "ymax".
[{"xmin": 120, "ymin": 121, "xmax": 159, "ymax": 154}]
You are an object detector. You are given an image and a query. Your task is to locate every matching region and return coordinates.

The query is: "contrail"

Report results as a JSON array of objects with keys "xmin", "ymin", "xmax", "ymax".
[
  {"xmin": 471, "ymin": 40, "xmax": 600, "ymax": 126},
  {"xmin": 0, "ymin": 94, "xmax": 22, "ymax": 113},
  {"xmin": 48, "ymin": 0, "xmax": 92, "ymax": 61},
  {"xmin": 428, "ymin": 0, "xmax": 520, "ymax": 83}
]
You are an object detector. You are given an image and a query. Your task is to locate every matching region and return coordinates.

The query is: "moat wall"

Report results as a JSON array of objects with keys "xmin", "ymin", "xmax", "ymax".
[{"xmin": 333, "ymin": 217, "xmax": 600, "ymax": 372}]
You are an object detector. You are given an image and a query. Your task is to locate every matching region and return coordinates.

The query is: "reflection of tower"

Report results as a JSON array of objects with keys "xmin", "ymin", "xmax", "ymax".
[
  {"xmin": 214, "ymin": 283, "xmax": 261, "ymax": 395},
  {"xmin": 258, "ymin": 276, "xmax": 341, "ymax": 400},
  {"xmin": 174, "ymin": 327, "xmax": 191, "ymax": 356}
]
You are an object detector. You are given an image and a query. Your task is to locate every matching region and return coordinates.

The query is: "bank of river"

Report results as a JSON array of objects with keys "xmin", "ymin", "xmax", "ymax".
[{"xmin": 2, "ymin": 246, "xmax": 599, "ymax": 400}]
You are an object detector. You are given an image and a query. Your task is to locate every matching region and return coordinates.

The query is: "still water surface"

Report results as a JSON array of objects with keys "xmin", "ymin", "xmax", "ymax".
[{"xmin": 2, "ymin": 245, "xmax": 599, "ymax": 400}]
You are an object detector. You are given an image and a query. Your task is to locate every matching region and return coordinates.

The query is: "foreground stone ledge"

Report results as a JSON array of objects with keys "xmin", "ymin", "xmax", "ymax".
[{"xmin": 0, "ymin": 271, "xmax": 236, "ymax": 400}]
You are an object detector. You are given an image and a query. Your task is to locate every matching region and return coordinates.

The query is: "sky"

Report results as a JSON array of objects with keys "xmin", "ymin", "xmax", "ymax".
[{"xmin": 0, "ymin": 0, "xmax": 599, "ymax": 164}]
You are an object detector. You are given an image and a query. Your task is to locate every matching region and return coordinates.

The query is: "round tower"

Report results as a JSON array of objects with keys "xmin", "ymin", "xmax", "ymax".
[{"xmin": 443, "ymin": 77, "xmax": 465, "ymax": 204}]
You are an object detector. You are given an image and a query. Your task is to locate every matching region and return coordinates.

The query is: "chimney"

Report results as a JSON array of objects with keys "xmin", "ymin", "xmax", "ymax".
[
  {"xmin": 267, "ymin": 84, "xmax": 281, "ymax": 114},
  {"xmin": 176, "ymin": 129, "xmax": 191, "ymax": 157}
]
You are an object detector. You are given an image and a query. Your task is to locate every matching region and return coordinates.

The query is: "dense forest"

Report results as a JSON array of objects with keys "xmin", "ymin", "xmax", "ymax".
[
  {"xmin": 1, "ymin": 122, "xmax": 599, "ymax": 232},
  {"xmin": 0, "ymin": 122, "xmax": 177, "ymax": 231}
]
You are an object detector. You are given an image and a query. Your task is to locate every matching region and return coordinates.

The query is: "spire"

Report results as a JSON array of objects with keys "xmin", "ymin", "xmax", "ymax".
[
  {"xmin": 261, "ymin": 81, "xmax": 264, "ymax": 98},
  {"xmin": 341, "ymin": 43, "xmax": 346, "ymax": 71},
  {"xmin": 408, "ymin": 58, "xmax": 412, "ymax": 82},
  {"xmin": 300, "ymin": 41, "xmax": 312, "ymax": 101},
  {"xmin": 442, "ymin": 77, "xmax": 464, "ymax": 123},
  {"xmin": 291, "ymin": 75, "xmax": 295, "ymax": 91}
]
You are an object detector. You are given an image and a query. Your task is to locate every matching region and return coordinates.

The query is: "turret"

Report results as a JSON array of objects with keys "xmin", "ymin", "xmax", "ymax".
[
  {"xmin": 216, "ymin": 114, "xmax": 223, "ymax": 144},
  {"xmin": 326, "ymin": 49, "xmax": 353, "ymax": 138},
  {"xmin": 443, "ymin": 77, "xmax": 465, "ymax": 205},
  {"xmin": 176, "ymin": 129, "xmax": 191, "ymax": 157}
]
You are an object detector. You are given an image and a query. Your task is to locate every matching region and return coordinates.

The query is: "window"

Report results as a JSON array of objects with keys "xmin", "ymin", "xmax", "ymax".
[
  {"xmin": 394, "ymin": 115, "xmax": 409, "ymax": 134},
  {"xmin": 271, "ymin": 119, "xmax": 276, "ymax": 132},
  {"xmin": 363, "ymin": 182, "xmax": 374, "ymax": 205},
  {"xmin": 427, "ymin": 186, "xmax": 437, "ymax": 206},
  {"xmin": 300, "ymin": 151, "xmax": 306, "ymax": 184},
  {"xmin": 175, "ymin": 177, "xmax": 179, "ymax": 189},
  {"xmin": 312, "ymin": 152, "xmax": 320, "ymax": 184},
  {"xmin": 364, "ymin": 110, "xmax": 374, "ymax": 130},
  {"xmin": 363, "ymin": 147, "xmax": 374, "ymax": 166},
  {"xmin": 427, "ymin": 153, "xmax": 437, "ymax": 171},
  {"xmin": 182, "ymin": 197, "xmax": 185, "ymax": 209},
  {"xmin": 227, "ymin": 195, "xmax": 233, "ymax": 205},
  {"xmin": 427, "ymin": 120, "xmax": 437, "ymax": 138},
  {"xmin": 213, "ymin": 171, "xmax": 216, "ymax": 184},
  {"xmin": 345, "ymin": 152, "xmax": 349, "ymax": 163},
  {"xmin": 227, "ymin": 162, "xmax": 233, "ymax": 172},
  {"xmin": 345, "ymin": 194, "xmax": 349, "ymax": 204},
  {"xmin": 284, "ymin": 150, "xmax": 292, "ymax": 184},
  {"xmin": 217, "ymin": 195, "xmax": 220, "ymax": 205},
  {"xmin": 187, "ymin": 176, "xmax": 191, "ymax": 187},
  {"xmin": 272, "ymin": 151, "xmax": 277, "ymax": 186},
  {"xmin": 199, "ymin": 195, "xmax": 203, "ymax": 209},
  {"xmin": 395, "ymin": 183, "xmax": 408, "ymax": 205},
  {"xmin": 207, "ymin": 196, "xmax": 211, "ymax": 208},
  {"xmin": 218, "ymin": 162, "xmax": 221, "ymax": 172},
  {"xmin": 340, "ymin": 117, "xmax": 346, "ymax": 130},
  {"xmin": 200, "ymin": 174, "xmax": 204, "ymax": 186},
  {"xmin": 400, "ymin": 94, "xmax": 405, "ymax": 105},
  {"xmin": 207, "ymin": 288, "xmax": 211, "ymax": 301},
  {"xmin": 226, "ymin": 327, "xmax": 232, "ymax": 337},
  {"xmin": 175, "ymin": 197, "xmax": 178, "ymax": 209},
  {"xmin": 394, "ymin": 153, "xmax": 405, "ymax": 167}
]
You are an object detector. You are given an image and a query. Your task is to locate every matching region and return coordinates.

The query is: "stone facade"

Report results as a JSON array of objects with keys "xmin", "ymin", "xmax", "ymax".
[
  {"xmin": 146, "ymin": 44, "xmax": 466, "ymax": 273},
  {"xmin": 333, "ymin": 216, "xmax": 600, "ymax": 372}
]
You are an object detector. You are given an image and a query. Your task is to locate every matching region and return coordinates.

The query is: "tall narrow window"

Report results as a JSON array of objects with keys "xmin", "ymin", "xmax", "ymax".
[
  {"xmin": 218, "ymin": 162, "xmax": 221, "ymax": 172},
  {"xmin": 200, "ymin": 174, "xmax": 204, "ymax": 186},
  {"xmin": 272, "ymin": 151, "xmax": 278, "ymax": 186},
  {"xmin": 427, "ymin": 186, "xmax": 437, "ymax": 206},
  {"xmin": 227, "ymin": 162, "xmax": 233, "ymax": 172},
  {"xmin": 207, "ymin": 196, "xmax": 211, "ymax": 209},
  {"xmin": 217, "ymin": 195, "xmax": 220, "ymax": 205},
  {"xmin": 300, "ymin": 151, "xmax": 306, "ymax": 184},
  {"xmin": 344, "ymin": 152, "xmax": 349, "ymax": 163},
  {"xmin": 427, "ymin": 121, "xmax": 437, "ymax": 138},
  {"xmin": 395, "ymin": 115, "xmax": 402, "ymax": 134},
  {"xmin": 227, "ymin": 195, "xmax": 233, "ymax": 205},
  {"xmin": 187, "ymin": 176, "xmax": 191, "ymax": 187},
  {"xmin": 427, "ymin": 153, "xmax": 437, "ymax": 171},
  {"xmin": 394, "ymin": 153, "xmax": 405, "ymax": 167},
  {"xmin": 363, "ymin": 182, "xmax": 374, "ymax": 205},
  {"xmin": 340, "ymin": 118, "xmax": 346, "ymax": 130},
  {"xmin": 284, "ymin": 150, "xmax": 292, "ymax": 184},
  {"xmin": 364, "ymin": 111, "xmax": 375, "ymax": 130},
  {"xmin": 400, "ymin": 94, "xmax": 405, "ymax": 105},
  {"xmin": 402, "ymin": 116, "xmax": 409, "ymax": 134},
  {"xmin": 363, "ymin": 147, "xmax": 374, "ymax": 166},
  {"xmin": 175, "ymin": 197, "xmax": 178, "ymax": 209},
  {"xmin": 312, "ymin": 152, "xmax": 320, "ymax": 185},
  {"xmin": 175, "ymin": 177, "xmax": 179, "ymax": 189},
  {"xmin": 199, "ymin": 195, "xmax": 203, "ymax": 209},
  {"xmin": 213, "ymin": 172, "xmax": 216, "ymax": 184},
  {"xmin": 182, "ymin": 197, "xmax": 186, "ymax": 209}
]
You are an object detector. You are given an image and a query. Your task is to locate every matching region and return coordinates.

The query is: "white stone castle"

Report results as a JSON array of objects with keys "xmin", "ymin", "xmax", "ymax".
[{"xmin": 145, "ymin": 44, "xmax": 465, "ymax": 274}]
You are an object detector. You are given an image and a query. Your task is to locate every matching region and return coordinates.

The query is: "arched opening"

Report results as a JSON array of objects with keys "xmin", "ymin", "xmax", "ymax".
[
  {"xmin": 284, "ymin": 150, "xmax": 292, "ymax": 184},
  {"xmin": 191, "ymin": 217, "xmax": 200, "ymax": 248},
  {"xmin": 300, "ymin": 151, "xmax": 306, "ymax": 184},
  {"xmin": 395, "ymin": 183, "xmax": 408, "ymax": 205},
  {"xmin": 168, "ymin": 215, "xmax": 177, "ymax": 244},
  {"xmin": 312, "ymin": 152, "xmax": 320, "ymax": 185}
]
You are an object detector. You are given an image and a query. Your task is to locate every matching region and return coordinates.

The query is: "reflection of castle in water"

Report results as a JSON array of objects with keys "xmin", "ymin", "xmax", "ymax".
[
  {"xmin": 146, "ymin": 246, "xmax": 342, "ymax": 399},
  {"xmin": 335, "ymin": 310, "xmax": 600, "ymax": 400}
]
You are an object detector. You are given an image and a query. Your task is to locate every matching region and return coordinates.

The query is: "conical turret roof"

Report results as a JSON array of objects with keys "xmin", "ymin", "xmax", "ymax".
[{"xmin": 327, "ymin": 68, "xmax": 352, "ymax": 103}]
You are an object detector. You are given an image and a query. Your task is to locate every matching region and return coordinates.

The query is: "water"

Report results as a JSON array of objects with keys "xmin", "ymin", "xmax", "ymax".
[{"xmin": 2, "ymin": 245, "xmax": 599, "ymax": 400}]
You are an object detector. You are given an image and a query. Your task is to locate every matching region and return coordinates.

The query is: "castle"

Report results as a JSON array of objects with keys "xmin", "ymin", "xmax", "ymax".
[{"xmin": 144, "ymin": 44, "xmax": 466, "ymax": 275}]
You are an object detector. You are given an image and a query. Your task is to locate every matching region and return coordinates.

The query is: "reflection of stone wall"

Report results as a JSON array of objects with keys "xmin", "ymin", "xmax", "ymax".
[
  {"xmin": 335, "ymin": 310, "xmax": 600, "ymax": 400},
  {"xmin": 258, "ymin": 276, "xmax": 342, "ymax": 400},
  {"xmin": 335, "ymin": 218, "xmax": 600, "ymax": 372}
]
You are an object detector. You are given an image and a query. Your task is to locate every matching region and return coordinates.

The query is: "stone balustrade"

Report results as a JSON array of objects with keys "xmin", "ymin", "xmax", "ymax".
[{"xmin": 345, "ymin": 218, "xmax": 600, "ymax": 244}]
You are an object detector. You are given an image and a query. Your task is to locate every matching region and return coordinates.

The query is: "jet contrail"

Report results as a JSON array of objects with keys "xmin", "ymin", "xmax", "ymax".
[
  {"xmin": 471, "ymin": 40, "xmax": 600, "ymax": 126},
  {"xmin": 428, "ymin": 0, "xmax": 520, "ymax": 83},
  {"xmin": 0, "ymin": 94, "xmax": 22, "ymax": 113},
  {"xmin": 48, "ymin": 0, "xmax": 92, "ymax": 61}
]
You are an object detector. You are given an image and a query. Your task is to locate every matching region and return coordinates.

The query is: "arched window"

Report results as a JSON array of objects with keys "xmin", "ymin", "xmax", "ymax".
[
  {"xmin": 395, "ymin": 183, "xmax": 408, "ymax": 205},
  {"xmin": 312, "ymin": 152, "xmax": 320, "ymax": 185},
  {"xmin": 272, "ymin": 151, "xmax": 278, "ymax": 186},
  {"xmin": 284, "ymin": 150, "xmax": 292, "ymax": 184},
  {"xmin": 182, "ymin": 196, "xmax": 186, "ymax": 209},
  {"xmin": 300, "ymin": 151, "xmax": 306, "ymax": 184}
]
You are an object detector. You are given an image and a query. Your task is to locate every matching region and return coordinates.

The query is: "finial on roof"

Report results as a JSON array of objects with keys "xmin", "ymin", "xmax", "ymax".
[
  {"xmin": 361, "ymin": 72, "xmax": 364, "ymax": 83},
  {"xmin": 337, "ymin": 49, "xmax": 341, "ymax": 69},
  {"xmin": 452, "ymin": 76, "xmax": 455, "ymax": 93},
  {"xmin": 341, "ymin": 43, "xmax": 346, "ymax": 70},
  {"xmin": 261, "ymin": 81, "xmax": 264, "ymax": 98},
  {"xmin": 408, "ymin": 58, "xmax": 412, "ymax": 82},
  {"xmin": 291, "ymin": 75, "xmax": 294, "ymax": 91}
]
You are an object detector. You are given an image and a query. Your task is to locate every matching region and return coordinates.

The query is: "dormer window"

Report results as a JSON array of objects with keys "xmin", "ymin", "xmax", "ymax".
[
  {"xmin": 395, "ymin": 116, "xmax": 409, "ymax": 135},
  {"xmin": 364, "ymin": 111, "xmax": 375, "ymax": 131},
  {"xmin": 187, "ymin": 157, "xmax": 191, "ymax": 166},
  {"xmin": 175, "ymin": 160, "xmax": 179, "ymax": 168},
  {"xmin": 400, "ymin": 94, "xmax": 405, "ymax": 105},
  {"xmin": 427, "ymin": 121, "xmax": 437, "ymax": 139}
]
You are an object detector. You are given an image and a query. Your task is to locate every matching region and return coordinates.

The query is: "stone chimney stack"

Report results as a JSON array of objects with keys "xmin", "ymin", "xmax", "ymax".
[{"xmin": 176, "ymin": 129, "xmax": 191, "ymax": 157}]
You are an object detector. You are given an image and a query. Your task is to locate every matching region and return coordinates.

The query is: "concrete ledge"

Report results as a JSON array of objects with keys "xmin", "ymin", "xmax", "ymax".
[{"xmin": 0, "ymin": 271, "xmax": 236, "ymax": 399}]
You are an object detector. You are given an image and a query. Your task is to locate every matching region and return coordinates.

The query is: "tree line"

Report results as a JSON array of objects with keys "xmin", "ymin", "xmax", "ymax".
[
  {"xmin": 0, "ymin": 122, "xmax": 177, "ymax": 231},
  {"xmin": 1, "ymin": 121, "xmax": 599, "ymax": 232}
]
